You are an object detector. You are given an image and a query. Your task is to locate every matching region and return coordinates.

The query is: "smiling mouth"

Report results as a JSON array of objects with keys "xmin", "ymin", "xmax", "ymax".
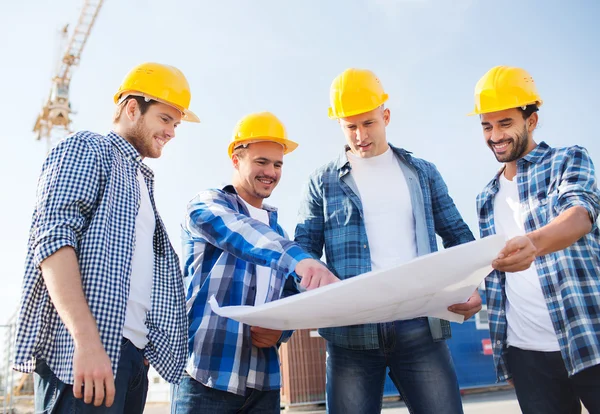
[
  {"xmin": 257, "ymin": 178, "xmax": 275, "ymax": 185},
  {"xmin": 491, "ymin": 140, "xmax": 511, "ymax": 152},
  {"xmin": 155, "ymin": 136, "xmax": 167, "ymax": 147}
]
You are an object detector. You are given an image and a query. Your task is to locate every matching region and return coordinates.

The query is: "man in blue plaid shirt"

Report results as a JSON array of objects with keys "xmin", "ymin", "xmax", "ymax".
[
  {"xmin": 172, "ymin": 112, "xmax": 339, "ymax": 414},
  {"xmin": 472, "ymin": 65, "xmax": 600, "ymax": 413},
  {"xmin": 295, "ymin": 68, "xmax": 482, "ymax": 414},
  {"xmin": 14, "ymin": 62, "xmax": 199, "ymax": 413}
]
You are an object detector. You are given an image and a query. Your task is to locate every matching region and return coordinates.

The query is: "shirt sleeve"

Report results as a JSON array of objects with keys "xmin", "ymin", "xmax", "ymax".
[
  {"xmin": 294, "ymin": 173, "xmax": 326, "ymax": 260},
  {"xmin": 30, "ymin": 134, "xmax": 100, "ymax": 267},
  {"xmin": 556, "ymin": 146, "xmax": 600, "ymax": 231},
  {"xmin": 427, "ymin": 162, "xmax": 475, "ymax": 248},
  {"xmin": 183, "ymin": 190, "xmax": 311, "ymax": 277}
]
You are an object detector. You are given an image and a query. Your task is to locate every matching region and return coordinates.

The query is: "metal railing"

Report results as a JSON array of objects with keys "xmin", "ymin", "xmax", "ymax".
[{"xmin": 1, "ymin": 312, "xmax": 16, "ymax": 414}]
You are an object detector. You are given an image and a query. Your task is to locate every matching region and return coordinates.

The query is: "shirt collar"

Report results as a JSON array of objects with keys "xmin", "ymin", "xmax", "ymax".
[
  {"xmin": 520, "ymin": 141, "xmax": 551, "ymax": 165},
  {"xmin": 222, "ymin": 185, "xmax": 278, "ymax": 212},
  {"xmin": 107, "ymin": 131, "xmax": 154, "ymax": 178},
  {"xmin": 335, "ymin": 143, "xmax": 413, "ymax": 177}
]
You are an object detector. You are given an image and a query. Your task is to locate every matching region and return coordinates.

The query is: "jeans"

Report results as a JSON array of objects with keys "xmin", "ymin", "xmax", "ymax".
[
  {"xmin": 507, "ymin": 346, "xmax": 600, "ymax": 414},
  {"xmin": 170, "ymin": 372, "xmax": 280, "ymax": 414},
  {"xmin": 326, "ymin": 318, "xmax": 463, "ymax": 414},
  {"xmin": 34, "ymin": 338, "xmax": 149, "ymax": 414}
]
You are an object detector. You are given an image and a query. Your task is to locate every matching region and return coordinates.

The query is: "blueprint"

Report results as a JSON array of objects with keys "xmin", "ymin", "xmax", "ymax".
[{"xmin": 210, "ymin": 235, "xmax": 505, "ymax": 330}]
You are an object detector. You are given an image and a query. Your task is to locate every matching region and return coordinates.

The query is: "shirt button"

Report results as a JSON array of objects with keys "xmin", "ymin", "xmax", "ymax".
[
  {"xmin": 496, "ymin": 340, "xmax": 502, "ymax": 345},
  {"xmin": 363, "ymin": 244, "xmax": 367, "ymax": 249}
]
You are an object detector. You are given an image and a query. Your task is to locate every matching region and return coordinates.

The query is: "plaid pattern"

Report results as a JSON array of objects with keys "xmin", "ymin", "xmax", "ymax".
[
  {"xmin": 13, "ymin": 131, "xmax": 187, "ymax": 384},
  {"xmin": 295, "ymin": 144, "xmax": 474, "ymax": 349},
  {"xmin": 477, "ymin": 142, "xmax": 600, "ymax": 381},
  {"xmin": 181, "ymin": 186, "xmax": 309, "ymax": 395}
]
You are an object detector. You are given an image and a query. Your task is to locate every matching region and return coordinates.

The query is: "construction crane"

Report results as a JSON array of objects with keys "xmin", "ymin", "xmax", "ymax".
[{"xmin": 33, "ymin": 0, "xmax": 104, "ymax": 152}]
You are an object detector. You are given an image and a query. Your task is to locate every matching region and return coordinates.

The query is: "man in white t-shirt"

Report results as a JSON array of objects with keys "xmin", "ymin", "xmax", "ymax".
[
  {"xmin": 473, "ymin": 65, "xmax": 600, "ymax": 413},
  {"xmin": 172, "ymin": 112, "xmax": 340, "ymax": 413},
  {"xmin": 16, "ymin": 63, "xmax": 199, "ymax": 413},
  {"xmin": 295, "ymin": 68, "xmax": 481, "ymax": 414}
]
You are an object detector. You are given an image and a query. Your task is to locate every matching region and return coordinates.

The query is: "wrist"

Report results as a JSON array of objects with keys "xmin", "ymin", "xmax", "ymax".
[
  {"xmin": 72, "ymin": 324, "xmax": 101, "ymax": 348},
  {"xmin": 525, "ymin": 232, "xmax": 541, "ymax": 256}
]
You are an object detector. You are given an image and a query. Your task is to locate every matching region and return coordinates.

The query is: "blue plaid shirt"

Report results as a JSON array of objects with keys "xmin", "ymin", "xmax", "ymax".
[
  {"xmin": 295, "ymin": 144, "xmax": 475, "ymax": 349},
  {"xmin": 181, "ymin": 186, "xmax": 309, "ymax": 395},
  {"xmin": 477, "ymin": 142, "xmax": 600, "ymax": 381},
  {"xmin": 14, "ymin": 131, "xmax": 188, "ymax": 384}
]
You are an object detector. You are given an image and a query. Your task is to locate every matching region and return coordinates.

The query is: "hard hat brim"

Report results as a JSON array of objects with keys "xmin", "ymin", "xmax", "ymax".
[
  {"xmin": 115, "ymin": 91, "xmax": 200, "ymax": 123},
  {"xmin": 467, "ymin": 99, "xmax": 543, "ymax": 117},
  {"xmin": 228, "ymin": 137, "xmax": 299, "ymax": 158},
  {"xmin": 328, "ymin": 94, "xmax": 389, "ymax": 119},
  {"xmin": 183, "ymin": 109, "xmax": 200, "ymax": 123}
]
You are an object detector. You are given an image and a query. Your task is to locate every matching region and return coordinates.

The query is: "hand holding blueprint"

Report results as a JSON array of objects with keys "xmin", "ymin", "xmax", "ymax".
[{"xmin": 210, "ymin": 235, "xmax": 504, "ymax": 330}]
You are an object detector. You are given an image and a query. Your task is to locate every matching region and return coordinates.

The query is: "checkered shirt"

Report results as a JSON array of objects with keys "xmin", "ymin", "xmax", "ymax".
[
  {"xmin": 477, "ymin": 141, "xmax": 600, "ymax": 381},
  {"xmin": 181, "ymin": 186, "xmax": 308, "ymax": 395},
  {"xmin": 13, "ymin": 131, "xmax": 187, "ymax": 384}
]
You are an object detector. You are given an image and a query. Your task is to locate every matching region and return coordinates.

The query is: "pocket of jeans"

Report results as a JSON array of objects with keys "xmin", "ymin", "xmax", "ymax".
[
  {"xmin": 130, "ymin": 358, "xmax": 149, "ymax": 391},
  {"xmin": 33, "ymin": 360, "xmax": 60, "ymax": 414},
  {"xmin": 34, "ymin": 359, "xmax": 54, "ymax": 380},
  {"xmin": 121, "ymin": 338, "xmax": 131, "ymax": 351}
]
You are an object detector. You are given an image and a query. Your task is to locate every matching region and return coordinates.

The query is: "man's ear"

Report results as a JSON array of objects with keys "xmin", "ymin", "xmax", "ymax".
[{"xmin": 124, "ymin": 99, "xmax": 140, "ymax": 121}]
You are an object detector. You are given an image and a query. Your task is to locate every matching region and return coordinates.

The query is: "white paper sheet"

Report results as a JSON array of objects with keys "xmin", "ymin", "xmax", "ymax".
[{"xmin": 209, "ymin": 235, "xmax": 505, "ymax": 330}]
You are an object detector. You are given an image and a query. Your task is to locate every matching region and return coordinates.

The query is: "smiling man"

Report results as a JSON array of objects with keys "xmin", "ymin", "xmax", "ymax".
[
  {"xmin": 295, "ymin": 68, "xmax": 479, "ymax": 414},
  {"xmin": 172, "ymin": 111, "xmax": 339, "ymax": 414},
  {"xmin": 473, "ymin": 65, "xmax": 600, "ymax": 413},
  {"xmin": 14, "ymin": 62, "xmax": 199, "ymax": 413}
]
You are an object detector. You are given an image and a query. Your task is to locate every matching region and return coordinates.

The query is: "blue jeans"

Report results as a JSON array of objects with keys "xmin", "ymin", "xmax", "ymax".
[
  {"xmin": 326, "ymin": 318, "xmax": 463, "ymax": 414},
  {"xmin": 170, "ymin": 372, "xmax": 280, "ymax": 414},
  {"xmin": 34, "ymin": 338, "xmax": 149, "ymax": 414},
  {"xmin": 507, "ymin": 346, "xmax": 600, "ymax": 414}
]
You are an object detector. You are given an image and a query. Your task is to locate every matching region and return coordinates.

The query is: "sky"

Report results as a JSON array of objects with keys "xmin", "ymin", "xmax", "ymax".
[{"xmin": 0, "ymin": 0, "xmax": 599, "ymax": 327}]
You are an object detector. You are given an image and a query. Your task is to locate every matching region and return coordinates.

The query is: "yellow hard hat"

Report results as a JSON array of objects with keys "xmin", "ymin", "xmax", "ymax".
[
  {"xmin": 328, "ymin": 68, "xmax": 389, "ymax": 119},
  {"xmin": 114, "ymin": 62, "xmax": 200, "ymax": 123},
  {"xmin": 469, "ymin": 66, "xmax": 543, "ymax": 116},
  {"xmin": 228, "ymin": 112, "xmax": 298, "ymax": 158}
]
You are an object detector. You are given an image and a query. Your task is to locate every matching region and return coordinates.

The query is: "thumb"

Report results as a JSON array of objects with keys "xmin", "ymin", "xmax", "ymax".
[{"xmin": 499, "ymin": 238, "xmax": 521, "ymax": 258}]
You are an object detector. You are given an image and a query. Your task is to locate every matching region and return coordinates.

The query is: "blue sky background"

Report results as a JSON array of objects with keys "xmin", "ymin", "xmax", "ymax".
[{"xmin": 1, "ymin": 0, "xmax": 599, "ymax": 323}]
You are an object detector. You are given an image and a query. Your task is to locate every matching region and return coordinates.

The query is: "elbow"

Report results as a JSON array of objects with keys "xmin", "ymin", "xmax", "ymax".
[{"xmin": 577, "ymin": 206, "xmax": 594, "ymax": 234}]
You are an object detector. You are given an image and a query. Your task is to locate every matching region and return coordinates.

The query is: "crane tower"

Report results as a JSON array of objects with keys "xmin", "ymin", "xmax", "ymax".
[{"xmin": 32, "ymin": 0, "xmax": 104, "ymax": 151}]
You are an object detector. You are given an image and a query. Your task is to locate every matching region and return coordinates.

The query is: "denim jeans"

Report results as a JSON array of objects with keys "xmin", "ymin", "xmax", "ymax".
[
  {"xmin": 170, "ymin": 372, "xmax": 280, "ymax": 414},
  {"xmin": 326, "ymin": 318, "xmax": 463, "ymax": 414},
  {"xmin": 34, "ymin": 338, "xmax": 149, "ymax": 413},
  {"xmin": 507, "ymin": 346, "xmax": 600, "ymax": 414}
]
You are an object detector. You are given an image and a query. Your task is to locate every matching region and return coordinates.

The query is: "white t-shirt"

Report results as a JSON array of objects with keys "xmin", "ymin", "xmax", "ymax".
[
  {"xmin": 347, "ymin": 147, "xmax": 417, "ymax": 272},
  {"xmin": 241, "ymin": 199, "xmax": 272, "ymax": 305},
  {"xmin": 493, "ymin": 172, "xmax": 560, "ymax": 351},
  {"xmin": 123, "ymin": 170, "xmax": 155, "ymax": 349}
]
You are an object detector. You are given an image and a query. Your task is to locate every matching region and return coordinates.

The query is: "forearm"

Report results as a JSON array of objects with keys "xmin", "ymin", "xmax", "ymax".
[
  {"xmin": 528, "ymin": 206, "xmax": 592, "ymax": 257},
  {"xmin": 40, "ymin": 246, "xmax": 101, "ymax": 346},
  {"xmin": 187, "ymin": 199, "xmax": 309, "ymax": 273}
]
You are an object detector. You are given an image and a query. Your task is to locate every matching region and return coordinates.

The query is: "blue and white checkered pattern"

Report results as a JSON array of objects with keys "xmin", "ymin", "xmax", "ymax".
[
  {"xmin": 13, "ymin": 131, "xmax": 187, "ymax": 384},
  {"xmin": 295, "ymin": 144, "xmax": 475, "ymax": 349},
  {"xmin": 181, "ymin": 186, "xmax": 308, "ymax": 396},
  {"xmin": 477, "ymin": 142, "xmax": 600, "ymax": 381}
]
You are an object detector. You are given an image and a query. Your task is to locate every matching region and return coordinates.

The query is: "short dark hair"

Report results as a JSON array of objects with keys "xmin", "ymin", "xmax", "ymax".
[
  {"xmin": 113, "ymin": 95, "xmax": 158, "ymax": 123},
  {"xmin": 232, "ymin": 145, "xmax": 249, "ymax": 159},
  {"xmin": 518, "ymin": 104, "xmax": 539, "ymax": 120}
]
